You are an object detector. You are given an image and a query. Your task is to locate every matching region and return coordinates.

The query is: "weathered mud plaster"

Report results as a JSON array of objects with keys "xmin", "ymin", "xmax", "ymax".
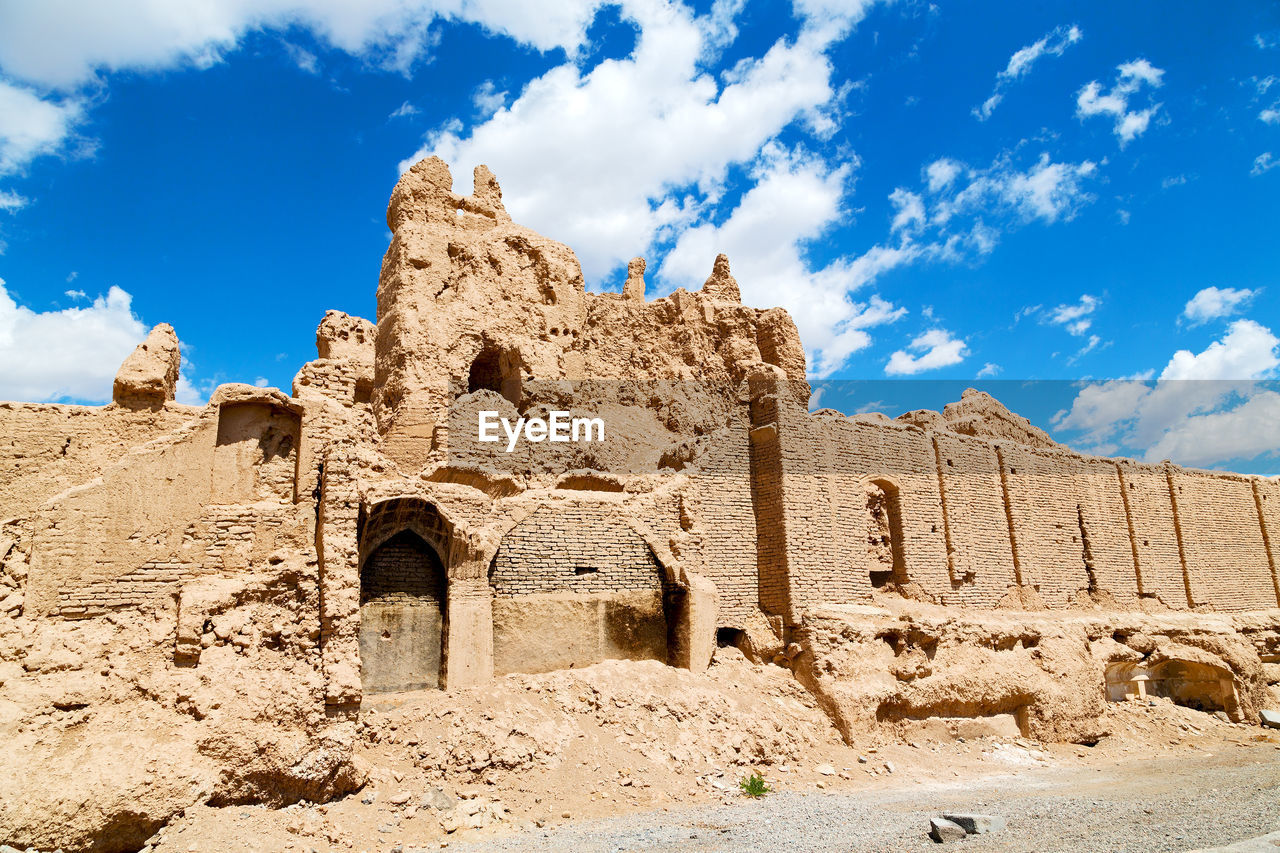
[{"xmin": 2, "ymin": 156, "xmax": 1280, "ymax": 850}]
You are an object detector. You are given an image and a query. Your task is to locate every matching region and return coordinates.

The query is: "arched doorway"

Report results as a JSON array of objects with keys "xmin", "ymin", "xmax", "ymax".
[
  {"xmin": 865, "ymin": 477, "xmax": 907, "ymax": 589},
  {"xmin": 358, "ymin": 500, "xmax": 451, "ymax": 693}
]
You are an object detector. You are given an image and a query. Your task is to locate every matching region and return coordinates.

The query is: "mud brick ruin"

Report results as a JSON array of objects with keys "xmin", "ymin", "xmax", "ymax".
[{"xmin": 3, "ymin": 157, "xmax": 1279, "ymax": 851}]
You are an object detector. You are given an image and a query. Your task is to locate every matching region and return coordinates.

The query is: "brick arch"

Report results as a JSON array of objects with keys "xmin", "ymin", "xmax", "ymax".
[
  {"xmin": 356, "ymin": 496, "xmax": 455, "ymax": 694},
  {"xmin": 488, "ymin": 504, "xmax": 665, "ymax": 596},
  {"xmin": 358, "ymin": 496, "xmax": 453, "ymax": 572},
  {"xmin": 860, "ymin": 474, "xmax": 908, "ymax": 586},
  {"xmin": 488, "ymin": 502, "xmax": 671, "ymax": 675}
]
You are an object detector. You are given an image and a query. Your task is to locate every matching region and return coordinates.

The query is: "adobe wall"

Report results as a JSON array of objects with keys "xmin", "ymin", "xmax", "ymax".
[
  {"xmin": 490, "ymin": 502, "xmax": 670, "ymax": 676},
  {"xmin": 0, "ymin": 402, "xmax": 199, "ymax": 522},
  {"xmin": 764, "ymin": 397, "xmax": 1280, "ymax": 616},
  {"xmin": 1255, "ymin": 478, "xmax": 1280, "ymax": 603},
  {"xmin": 1116, "ymin": 460, "xmax": 1188, "ymax": 608},
  {"xmin": 999, "ymin": 444, "xmax": 1129, "ymax": 608},
  {"xmin": 6, "ymin": 154, "xmax": 1280, "ymax": 720},
  {"xmin": 373, "ymin": 157, "xmax": 808, "ymax": 469},
  {"xmin": 931, "ymin": 431, "xmax": 1018, "ymax": 607},
  {"xmin": 764, "ymin": 399, "xmax": 951, "ymax": 617},
  {"xmin": 1174, "ymin": 469, "xmax": 1276, "ymax": 611},
  {"xmin": 687, "ymin": 418, "xmax": 759, "ymax": 622},
  {"xmin": 24, "ymin": 387, "xmax": 310, "ymax": 619}
]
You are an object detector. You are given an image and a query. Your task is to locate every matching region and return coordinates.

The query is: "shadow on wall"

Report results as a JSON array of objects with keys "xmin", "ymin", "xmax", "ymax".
[
  {"xmin": 213, "ymin": 402, "xmax": 301, "ymax": 503},
  {"xmin": 1105, "ymin": 658, "xmax": 1241, "ymax": 718},
  {"xmin": 357, "ymin": 499, "xmax": 452, "ymax": 694},
  {"xmin": 466, "ymin": 341, "xmax": 522, "ymax": 408},
  {"xmin": 865, "ymin": 477, "xmax": 907, "ymax": 589}
]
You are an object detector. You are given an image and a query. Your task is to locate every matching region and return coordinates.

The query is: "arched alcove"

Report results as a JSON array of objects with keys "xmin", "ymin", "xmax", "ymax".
[
  {"xmin": 357, "ymin": 499, "xmax": 452, "ymax": 694},
  {"xmin": 488, "ymin": 505, "xmax": 670, "ymax": 675},
  {"xmin": 865, "ymin": 477, "xmax": 907, "ymax": 589},
  {"xmin": 1105, "ymin": 658, "xmax": 1241, "ymax": 719},
  {"xmin": 466, "ymin": 342, "xmax": 522, "ymax": 406}
]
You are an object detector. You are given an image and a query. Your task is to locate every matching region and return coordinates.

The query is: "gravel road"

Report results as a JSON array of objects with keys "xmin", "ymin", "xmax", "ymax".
[{"xmin": 458, "ymin": 747, "xmax": 1280, "ymax": 853}]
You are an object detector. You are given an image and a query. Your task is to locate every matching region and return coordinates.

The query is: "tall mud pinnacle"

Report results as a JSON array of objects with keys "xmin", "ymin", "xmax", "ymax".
[
  {"xmin": 623, "ymin": 257, "xmax": 647, "ymax": 302},
  {"xmin": 373, "ymin": 157, "xmax": 807, "ymax": 469}
]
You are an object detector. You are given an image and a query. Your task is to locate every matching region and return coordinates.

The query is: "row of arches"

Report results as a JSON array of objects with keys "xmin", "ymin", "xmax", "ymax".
[
  {"xmin": 354, "ymin": 478, "xmax": 911, "ymax": 697},
  {"xmin": 355, "ymin": 498, "xmax": 674, "ymax": 695}
]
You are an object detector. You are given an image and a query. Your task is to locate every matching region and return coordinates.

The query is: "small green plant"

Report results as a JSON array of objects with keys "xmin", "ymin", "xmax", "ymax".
[{"xmin": 739, "ymin": 772, "xmax": 771, "ymax": 798}]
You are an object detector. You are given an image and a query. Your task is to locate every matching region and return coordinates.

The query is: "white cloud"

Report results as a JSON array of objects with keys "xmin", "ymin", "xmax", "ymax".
[
  {"xmin": 1253, "ymin": 152, "xmax": 1278, "ymax": 176},
  {"xmin": 888, "ymin": 187, "xmax": 924, "ymax": 234},
  {"xmin": 65, "ymin": 288, "xmax": 86, "ymax": 300},
  {"xmin": 1046, "ymin": 293, "xmax": 1099, "ymax": 335},
  {"xmin": 885, "ymin": 328, "xmax": 968, "ymax": 375},
  {"xmin": 1161, "ymin": 319, "xmax": 1279, "ymax": 381},
  {"xmin": 408, "ymin": 0, "xmax": 858, "ymax": 281},
  {"xmin": 0, "ymin": 189, "xmax": 27, "ymax": 212},
  {"xmin": 0, "ymin": 80, "xmax": 86, "ymax": 176},
  {"xmin": 925, "ymin": 158, "xmax": 961, "ymax": 192},
  {"xmin": 471, "ymin": 80, "xmax": 507, "ymax": 116},
  {"xmin": 1053, "ymin": 379, "xmax": 1151, "ymax": 440},
  {"xmin": 283, "ymin": 42, "xmax": 319, "ymax": 74},
  {"xmin": 1076, "ymin": 58, "xmax": 1164, "ymax": 145},
  {"xmin": 658, "ymin": 144, "xmax": 907, "ymax": 379},
  {"xmin": 807, "ymin": 383, "xmax": 825, "ymax": 411},
  {"xmin": 253, "ymin": 376, "xmax": 270, "ymax": 388},
  {"xmin": 999, "ymin": 153, "xmax": 1097, "ymax": 222},
  {"xmin": 753, "ymin": 147, "xmax": 1100, "ymax": 375},
  {"xmin": 0, "ymin": 0, "xmax": 608, "ymax": 177},
  {"xmin": 1182, "ymin": 286, "xmax": 1257, "ymax": 326},
  {"xmin": 976, "ymin": 362, "xmax": 1001, "ymax": 377},
  {"xmin": 1255, "ymin": 75, "xmax": 1279, "ymax": 125},
  {"xmin": 791, "ymin": 0, "xmax": 882, "ymax": 42},
  {"xmin": 0, "ymin": 1, "xmax": 607, "ymax": 90},
  {"xmin": 1054, "ymin": 320, "xmax": 1280, "ymax": 466},
  {"xmin": 0, "ymin": 278, "xmax": 146, "ymax": 402},
  {"xmin": 1070, "ymin": 333, "xmax": 1102, "ymax": 362},
  {"xmin": 388, "ymin": 100, "xmax": 420, "ymax": 120},
  {"xmin": 973, "ymin": 24, "xmax": 1082, "ymax": 121},
  {"xmin": 928, "ymin": 152, "xmax": 1097, "ymax": 230},
  {"xmin": 1142, "ymin": 389, "xmax": 1280, "ymax": 467}
]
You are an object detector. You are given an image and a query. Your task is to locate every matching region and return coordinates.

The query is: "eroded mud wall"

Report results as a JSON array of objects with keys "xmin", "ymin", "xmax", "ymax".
[
  {"xmin": 755, "ymin": 399, "xmax": 1280, "ymax": 613},
  {"xmin": 1175, "ymin": 470, "xmax": 1276, "ymax": 611},
  {"xmin": 1116, "ymin": 460, "xmax": 1188, "ymax": 608},
  {"xmin": 0, "ymin": 403, "xmax": 198, "ymax": 521},
  {"xmin": 689, "ymin": 422, "xmax": 759, "ymax": 622},
  {"xmin": 771, "ymin": 408, "xmax": 952, "ymax": 610},
  {"xmin": 489, "ymin": 504, "xmax": 667, "ymax": 675},
  {"xmin": 931, "ymin": 432, "xmax": 1018, "ymax": 606}
]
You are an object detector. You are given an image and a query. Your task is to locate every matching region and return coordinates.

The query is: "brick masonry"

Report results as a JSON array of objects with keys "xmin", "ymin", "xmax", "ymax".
[
  {"xmin": 360, "ymin": 530, "xmax": 445, "ymax": 605},
  {"xmin": 754, "ymin": 394, "xmax": 1280, "ymax": 616},
  {"xmin": 490, "ymin": 505, "xmax": 663, "ymax": 597}
]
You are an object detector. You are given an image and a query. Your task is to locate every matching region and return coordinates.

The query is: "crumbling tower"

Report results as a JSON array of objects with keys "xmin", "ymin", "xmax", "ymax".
[{"xmin": 374, "ymin": 157, "xmax": 588, "ymax": 467}]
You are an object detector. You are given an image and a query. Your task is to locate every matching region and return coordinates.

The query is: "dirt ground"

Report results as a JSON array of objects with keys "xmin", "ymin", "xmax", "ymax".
[{"xmin": 144, "ymin": 651, "xmax": 1280, "ymax": 853}]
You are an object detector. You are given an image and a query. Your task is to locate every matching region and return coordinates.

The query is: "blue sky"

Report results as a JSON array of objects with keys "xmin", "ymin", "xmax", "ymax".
[{"xmin": 0, "ymin": 0, "xmax": 1278, "ymax": 469}]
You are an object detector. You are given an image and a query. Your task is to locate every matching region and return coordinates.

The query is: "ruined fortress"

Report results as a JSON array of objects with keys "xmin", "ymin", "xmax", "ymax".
[{"xmin": 3, "ymin": 157, "xmax": 1279, "ymax": 851}]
